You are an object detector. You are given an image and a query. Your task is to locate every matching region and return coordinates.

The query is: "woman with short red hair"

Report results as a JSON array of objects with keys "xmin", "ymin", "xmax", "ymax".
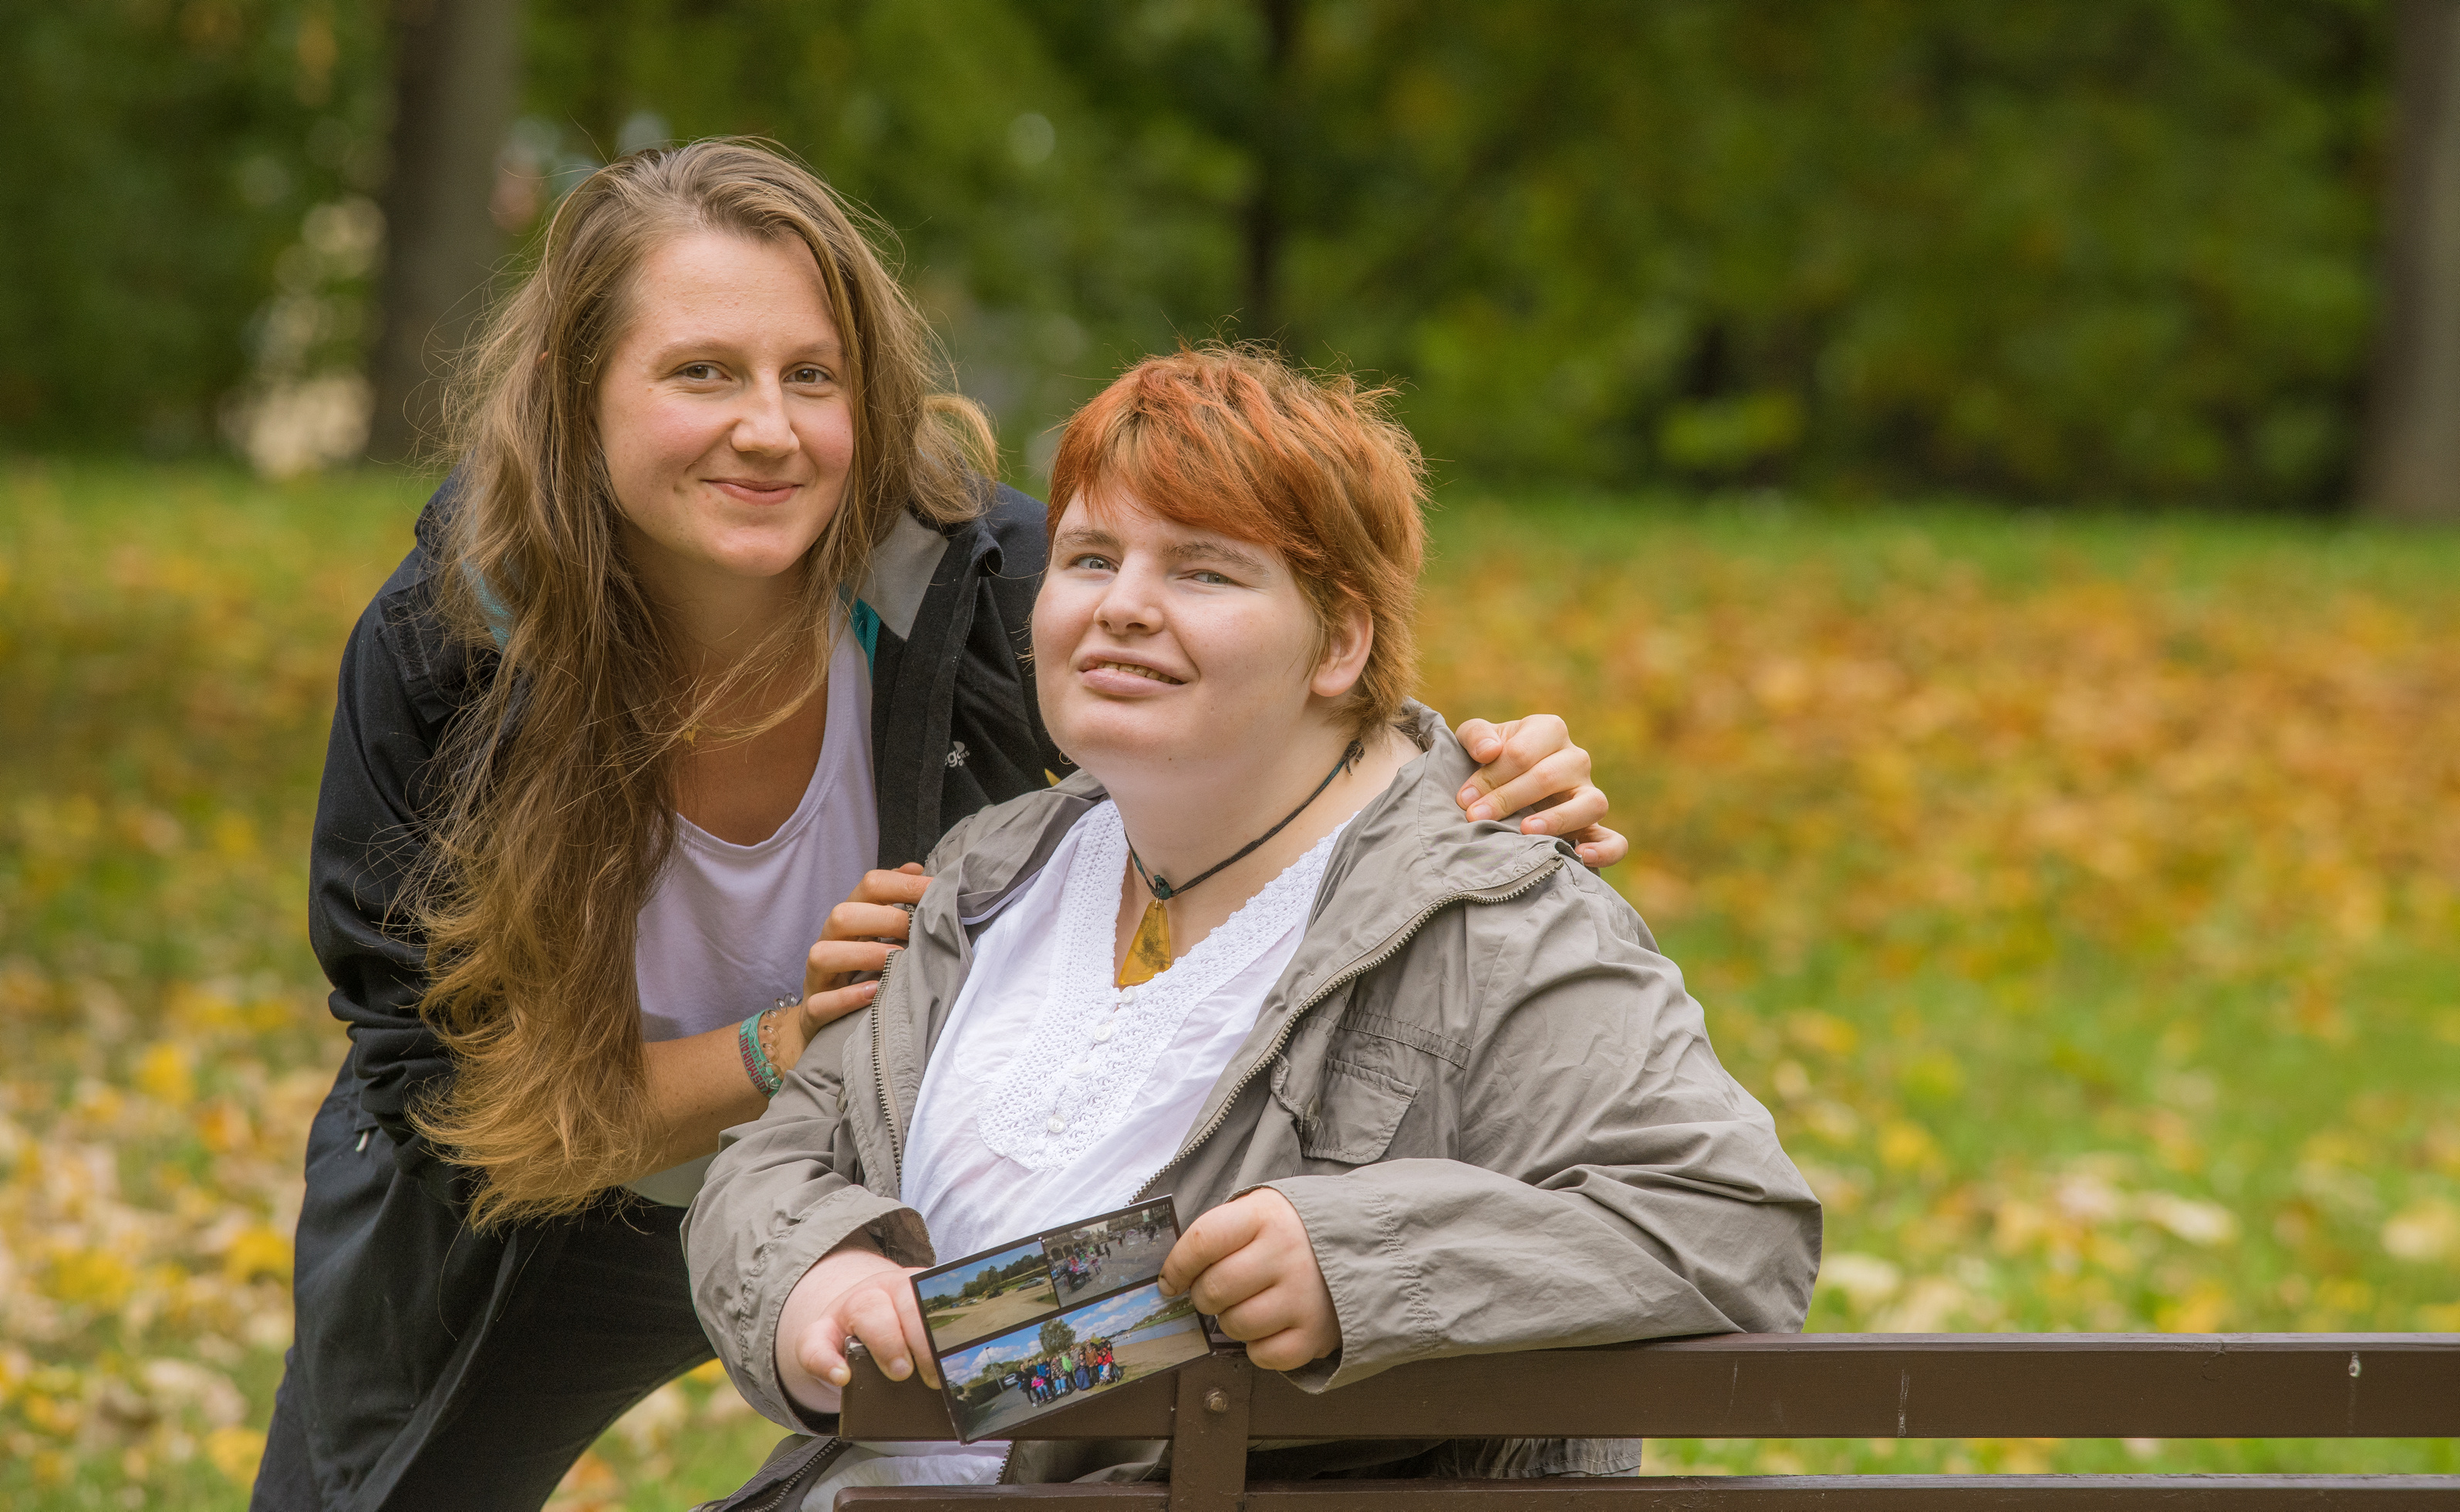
[{"xmin": 686, "ymin": 346, "xmax": 1821, "ymax": 1506}]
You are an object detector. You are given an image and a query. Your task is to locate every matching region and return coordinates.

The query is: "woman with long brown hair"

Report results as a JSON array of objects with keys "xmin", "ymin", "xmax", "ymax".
[{"xmin": 255, "ymin": 140, "xmax": 1623, "ymax": 1512}]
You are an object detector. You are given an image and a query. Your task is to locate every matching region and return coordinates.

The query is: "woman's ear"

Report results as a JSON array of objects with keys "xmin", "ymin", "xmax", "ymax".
[{"xmin": 1308, "ymin": 599, "xmax": 1375, "ymax": 702}]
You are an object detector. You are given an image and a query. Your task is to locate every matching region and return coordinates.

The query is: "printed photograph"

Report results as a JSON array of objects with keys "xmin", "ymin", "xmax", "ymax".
[
  {"xmin": 936, "ymin": 1281, "xmax": 1208, "ymax": 1443},
  {"xmin": 915, "ymin": 1239, "xmax": 1067, "ymax": 1355},
  {"xmin": 1040, "ymin": 1197, "xmax": 1177, "ymax": 1302}
]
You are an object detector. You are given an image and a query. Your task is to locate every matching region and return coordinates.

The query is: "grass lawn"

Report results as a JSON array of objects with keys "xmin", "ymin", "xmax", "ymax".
[{"xmin": 1, "ymin": 461, "xmax": 2454, "ymax": 1505}]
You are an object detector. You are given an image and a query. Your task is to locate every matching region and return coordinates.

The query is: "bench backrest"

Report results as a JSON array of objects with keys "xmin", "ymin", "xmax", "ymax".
[{"xmin": 835, "ymin": 1332, "xmax": 2460, "ymax": 1509}]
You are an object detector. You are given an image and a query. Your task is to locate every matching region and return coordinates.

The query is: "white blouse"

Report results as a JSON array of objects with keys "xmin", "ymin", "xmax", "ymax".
[
  {"xmin": 802, "ymin": 803, "xmax": 1341, "ymax": 1504},
  {"xmin": 903, "ymin": 800, "xmax": 1343, "ymax": 1261}
]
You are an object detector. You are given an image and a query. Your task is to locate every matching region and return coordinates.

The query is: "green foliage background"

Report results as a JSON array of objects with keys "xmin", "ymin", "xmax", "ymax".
[
  {"xmin": 0, "ymin": 1, "xmax": 2394, "ymax": 504},
  {"xmin": 0, "ymin": 0, "xmax": 385, "ymax": 454}
]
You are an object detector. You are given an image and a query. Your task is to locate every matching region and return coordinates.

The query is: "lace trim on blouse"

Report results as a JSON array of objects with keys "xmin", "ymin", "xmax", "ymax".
[{"xmin": 977, "ymin": 802, "xmax": 1339, "ymax": 1173}]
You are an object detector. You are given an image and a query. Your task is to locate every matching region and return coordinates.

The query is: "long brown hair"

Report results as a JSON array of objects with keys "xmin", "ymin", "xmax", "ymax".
[{"xmin": 413, "ymin": 139, "xmax": 992, "ymax": 1229}]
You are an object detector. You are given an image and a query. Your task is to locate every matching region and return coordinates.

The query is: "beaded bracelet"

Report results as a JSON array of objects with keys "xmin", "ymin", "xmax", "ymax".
[{"xmin": 738, "ymin": 1001, "xmax": 790, "ymax": 1098}]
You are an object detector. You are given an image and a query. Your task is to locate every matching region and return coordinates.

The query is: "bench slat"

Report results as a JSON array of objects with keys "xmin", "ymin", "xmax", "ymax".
[
  {"xmin": 836, "ymin": 1475, "xmax": 2460, "ymax": 1510},
  {"xmin": 842, "ymin": 1335, "xmax": 2460, "ymax": 1442}
]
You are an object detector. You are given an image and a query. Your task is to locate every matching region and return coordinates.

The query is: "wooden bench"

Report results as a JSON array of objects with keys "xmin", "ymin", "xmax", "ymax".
[{"xmin": 833, "ymin": 1333, "xmax": 2460, "ymax": 1508}]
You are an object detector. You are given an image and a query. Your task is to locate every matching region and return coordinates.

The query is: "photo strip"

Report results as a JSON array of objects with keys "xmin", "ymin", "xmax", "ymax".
[{"xmin": 910, "ymin": 1196, "xmax": 1213, "ymax": 1442}]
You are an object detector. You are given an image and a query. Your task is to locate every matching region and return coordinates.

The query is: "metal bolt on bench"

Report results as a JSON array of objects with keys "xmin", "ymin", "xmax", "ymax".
[{"xmin": 835, "ymin": 1332, "xmax": 2460, "ymax": 1509}]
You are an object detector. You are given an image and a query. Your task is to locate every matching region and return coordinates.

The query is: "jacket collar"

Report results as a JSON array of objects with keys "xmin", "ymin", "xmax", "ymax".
[
  {"xmin": 879, "ymin": 704, "xmax": 1574, "ymax": 1170},
  {"xmin": 859, "ymin": 507, "xmax": 976, "ymax": 646},
  {"xmin": 925, "ymin": 702, "xmax": 1571, "ymax": 955}
]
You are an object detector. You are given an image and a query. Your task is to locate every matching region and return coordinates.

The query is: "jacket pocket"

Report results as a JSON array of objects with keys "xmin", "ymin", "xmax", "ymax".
[{"xmin": 1297, "ymin": 1059, "xmax": 1419, "ymax": 1165}]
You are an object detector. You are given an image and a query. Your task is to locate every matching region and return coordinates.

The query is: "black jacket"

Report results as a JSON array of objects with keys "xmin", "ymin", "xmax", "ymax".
[{"xmin": 289, "ymin": 478, "xmax": 1061, "ymax": 1505}]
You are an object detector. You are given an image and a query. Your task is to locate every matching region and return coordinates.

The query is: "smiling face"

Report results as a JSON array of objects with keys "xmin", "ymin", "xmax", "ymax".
[
  {"xmin": 596, "ymin": 228, "xmax": 857, "ymax": 613},
  {"xmin": 1032, "ymin": 491, "xmax": 1372, "ymax": 787}
]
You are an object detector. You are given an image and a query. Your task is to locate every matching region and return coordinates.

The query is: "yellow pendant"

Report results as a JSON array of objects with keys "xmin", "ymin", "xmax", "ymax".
[{"xmin": 1118, "ymin": 898, "xmax": 1173, "ymax": 987}]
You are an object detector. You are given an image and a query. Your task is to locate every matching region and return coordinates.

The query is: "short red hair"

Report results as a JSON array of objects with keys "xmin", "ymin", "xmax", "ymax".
[{"xmin": 1047, "ymin": 345, "xmax": 1427, "ymax": 738}]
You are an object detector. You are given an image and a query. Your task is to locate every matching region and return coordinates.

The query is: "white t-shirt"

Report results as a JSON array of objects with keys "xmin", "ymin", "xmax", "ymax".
[
  {"xmin": 800, "ymin": 801, "xmax": 1343, "ymax": 1502},
  {"xmin": 627, "ymin": 625, "xmax": 876, "ymax": 1207}
]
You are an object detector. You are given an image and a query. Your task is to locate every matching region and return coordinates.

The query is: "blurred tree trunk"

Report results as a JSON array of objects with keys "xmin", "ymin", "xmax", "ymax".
[
  {"xmin": 1243, "ymin": 0, "xmax": 1297, "ymax": 343},
  {"xmin": 366, "ymin": 0, "xmax": 520, "ymax": 464},
  {"xmin": 2359, "ymin": 0, "xmax": 2460, "ymax": 522}
]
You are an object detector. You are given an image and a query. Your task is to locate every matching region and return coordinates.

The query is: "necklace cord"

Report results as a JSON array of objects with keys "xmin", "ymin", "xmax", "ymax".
[{"xmin": 1129, "ymin": 740, "xmax": 1364, "ymax": 903}]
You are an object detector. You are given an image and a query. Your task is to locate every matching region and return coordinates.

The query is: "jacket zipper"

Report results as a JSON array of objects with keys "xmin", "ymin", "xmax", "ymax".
[
  {"xmin": 872, "ymin": 944, "xmax": 906, "ymax": 1177},
  {"xmin": 1131, "ymin": 856, "xmax": 1564, "ymax": 1203},
  {"xmin": 732, "ymin": 1436, "xmax": 852, "ymax": 1512}
]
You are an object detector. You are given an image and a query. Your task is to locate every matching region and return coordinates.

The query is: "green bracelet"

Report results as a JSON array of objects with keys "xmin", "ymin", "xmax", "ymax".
[{"xmin": 738, "ymin": 1003, "xmax": 787, "ymax": 1097}]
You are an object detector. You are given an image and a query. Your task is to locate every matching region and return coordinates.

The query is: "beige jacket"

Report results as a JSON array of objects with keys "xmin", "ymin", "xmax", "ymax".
[{"xmin": 684, "ymin": 707, "xmax": 1821, "ymax": 1500}]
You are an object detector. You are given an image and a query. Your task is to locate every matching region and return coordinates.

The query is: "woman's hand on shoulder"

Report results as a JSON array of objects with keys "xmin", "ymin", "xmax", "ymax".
[
  {"xmin": 778, "ymin": 1237, "xmax": 940, "ymax": 1412},
  {"xmin": 774, "ymin": 864, "xmax": 932, "ymax": 1067},
  {"xmin": 1453, "ymin": 714, "xmax": 1627, "ymax": 869},
  {"xmin": 1159, "ymin": 1189, "xmax": 1339, "ymax": 1373}
]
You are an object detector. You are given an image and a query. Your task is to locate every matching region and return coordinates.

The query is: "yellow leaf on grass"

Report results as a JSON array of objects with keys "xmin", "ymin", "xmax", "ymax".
[
  {"xmin": 224, "ymin": 1225, "xmax": 293, "ymax": 1283},
  {"xmin": 246, "ymin": 997, "xmax": 297, "ymax": 1032},
  {"xmin": 1786, "ymin": 1011, "xmax": 1860, "ymax": 1058},
  {"xmin": 1878, "ymin": 1120, "xmax": 1941, "ymax": 1172},
  {"xmin": 135, "ymin": 1042, "xmax": 197, "ymax": 1107},
  {"xmin": 2155, "ymin": 1278, "xmax": 2232, "ymax": 1333},
  {"xmin": 206, "ymin": 1425, "xmax": 267, "ymax": 1485},
  {"xmin": 211, "ymin": 812, "xmax": 259, "ymax": 858},
  {"xmin": 2314, "ymin": 1277, "xmax": 2376, "ymax": 1321},
  {"xmin": 46, "ymin": 1246, "xmax": 137, "ymax": 1308},
  {"xmin": 197, "ymin": 1099, "xmax": 251, "ymax": 1154}
]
